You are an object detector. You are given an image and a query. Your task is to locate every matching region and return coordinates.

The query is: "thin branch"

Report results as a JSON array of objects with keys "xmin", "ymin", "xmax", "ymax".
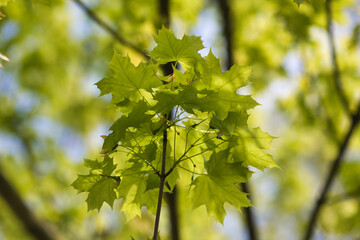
[
  {"xmin": 216, "ymin": 0, "xmax": 259, "ymax": 239},
  {"xmin": 303, "ymin": 102, "xmax": 360, "ymax": 240},
  {"xmin": 240, "ymin": 183, "xmax": 258, "ymax": 240},
  {"xmin": 217, "ymin": 0, "xmax": 233, "ymax": 68},
  {"xmin": 164, "ymin": 186, "xmax": 180, "ymax": 240},
  {"xmin": 153, "ymin": 113, "xmax": 170, "ymax": 240},
  {"xmin": 302, "ymin": 1, "xmax": 359, "ymax": 238},
  {"xmin": 0, "ymin": 169, "xmax": 56, "ymax": 240},
  {"xmin": 325, "ymin": 0, "xmax": 351, "ymax": 116},
  {"xmin": 155, "ymin": 0, "xmax": 178, "ymax": 233},
  {"xmin": 158, "ymin": 0, "xmax": 170, "ymax": 29},
  {"xmin": 72, "ymin": 0, "xmax": 149, "ymax": 60}
]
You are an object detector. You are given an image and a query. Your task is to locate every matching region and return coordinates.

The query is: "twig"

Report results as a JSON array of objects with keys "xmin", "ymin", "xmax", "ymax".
[
  {"xmin": 216, "ymin": 0, "xmax": 259, "ymax": 239},
  {"xmin": 303, "ymin": 102, "xmax": 360, "ymax": 240},
  {"xmin": 72, "ymin": 0, "xmax": 149, "ymax": 60},
  {"xmin": 325, "ymin": 0, "xmax": 351, "ymax": 116},
  {"xmin": 0, "ymin": 169, "xmax": 56, "ymax": 240}
]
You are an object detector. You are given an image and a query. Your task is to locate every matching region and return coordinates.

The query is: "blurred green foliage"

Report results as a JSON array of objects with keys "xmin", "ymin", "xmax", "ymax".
[{"xmin": 0, "ymin": 0, "xmax": 360, "ymax": 239}]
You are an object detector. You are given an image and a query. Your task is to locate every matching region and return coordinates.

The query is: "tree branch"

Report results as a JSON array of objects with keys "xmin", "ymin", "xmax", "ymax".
[
  {"xmin": 241, "ymin": 183, "xmax": 259, "ymax": 240},
  {"xmin": 165, "ymin": 186, "xmax": 180, "ymax": 240},
  {"xmin": 216, "ymin": 0, "xmax": 259, "ymax": 239},
  {"xmin": 159, "ymin": 0, "xmax": 170, "ymax": 29},
  {"xmin": 0, "ymin": 168, "xmax": 56, "ymax": 240},
  {"xmin": 325, "ymin": 0, "xmax": 351, "ymax": 116},
  {"xmin": 302, "ymin": 1, "xmax": 359, "ymax": 238},
  {"xmin": 153, "ymin": 114, "xmax": 169, "ymax": 240},
  {"xmin": 157, "ymin": 1, "xmax": 181, "ymax": 238},
  {"xmin": 303, "ymin": 102, "xmax": 360, "ymax": 240},
  {"xmin": 217, "ymin": 0, "xmax": 233, "ymax": 68},
  {"xmin": 72, "ymin": 0, "xmax": 149, "ymax": 60}
]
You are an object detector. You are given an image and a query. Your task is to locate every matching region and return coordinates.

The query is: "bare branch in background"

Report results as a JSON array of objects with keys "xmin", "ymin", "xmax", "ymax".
[
  {"xmin": 72, "ymin": 0, "xmax": 149, "ymax": 60},
  {"xmin": 216, "ymin": 0, "xmax": 259, "ymax": 239},
  {"xmin": 302, "ymin": 0, "xmax": 360, "ymax": 238},
  {"xmin": 0, "ymin": 169, "xmax": 57, "ymax": 240},
  {"xmin": 217, "ymin": 0, "xmax": 233, "ymax": 68},
  {"xmin": 325, "ymin": 0, "xmax": 351, "ymax": 116},
  {"xmin": 303, "ymin": 103, "xmax": 360, "ymax": 240}
]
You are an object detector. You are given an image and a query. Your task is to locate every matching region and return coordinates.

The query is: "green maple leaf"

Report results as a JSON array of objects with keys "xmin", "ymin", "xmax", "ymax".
[
  {"xmin": 168, "ymin": 123, "xmax": 216, "ymax": 171},
  {"xmin": 145, "ymin": 173, "xmax": 160, "ymax": 192},
  {"xmin": 233, "ymin": 128, "xmax": 279, "ymax": 171},
  {"xmin": 72, "ymin": 156, "xmax": 119, "ymax": 211},
  {"xmin": 194, "ymin": 50, "xmax": 251, "ymax": 93},
  {"xmin": 96, "ymin": 52, "xmax": 161, "ymax": 103},
  {"xmin": 210, "ymin": 110, "xmax": 249, "ymax": 135},
  {"xmin": 83, "ymin": 157, "xmax": 116, "ymax": 175},
  {"xmin": 206, "ymin": 150, "xmax": 253, "ymax": 183},
  {"xmin": 115, "ymin": 171, "xmax": 158, "ymax": 221},
  {"xmin": 102, "ymin": 101, "xmax": 153, "ymax": 154},
  {"xmin": 210, "ymin": 110, "xmax": 277, "ymax": 170},
  {"xmin": 117, "ymin": 173, "xmax": 146, "ymax": 221},
  {"xmin": 203, "ymin": 91, "xmax": 258, "ymax": 119},
  {"xmin": 149, "ymin": 27, "xmax": 204, "ymax": 72},
  {"xmin": 85, "ymin": 176, "xmax": 119, "ymax": 211},
  {"xmin": 152, "ymin": 85, "xmax": 204, "ymax": 114},
  {"xmin": 172, "ymin": 67, "xmax": 195, "ymax": 86},
  {"xmin": 191, "ymin": 150, "xmax": 252, "ymax": 223},
  {"xmin": 153, "ymin": 85, "xmax": 257, "ymax": 119}
]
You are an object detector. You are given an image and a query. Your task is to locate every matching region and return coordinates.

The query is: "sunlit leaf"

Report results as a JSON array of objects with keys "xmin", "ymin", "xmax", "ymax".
[
  {"xmin": 72, "ymin": 156, "xmax": 119, "ymax": 211},
  {"xmin": 150, "ymin": 26, "xmax": 204, "ymax": 72}
]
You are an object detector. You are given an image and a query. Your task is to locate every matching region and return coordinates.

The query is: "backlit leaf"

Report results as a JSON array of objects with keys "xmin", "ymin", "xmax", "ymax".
[
  {"xmin": 72, "ymin": 156, "xmax": 119, "ymax": 211},
  {"xmin": 96, "ymin": 53, "xmax": 161, "ymax": 103},
  {"xmin": 150, "ymin": 27, "xmax": 204, "ymax": 72}
]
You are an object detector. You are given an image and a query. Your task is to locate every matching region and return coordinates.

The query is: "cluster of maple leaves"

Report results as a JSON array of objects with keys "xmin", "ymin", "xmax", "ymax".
[{"xmin": 72, "ymin": 27, "xmax": 277, "ymax": 223}]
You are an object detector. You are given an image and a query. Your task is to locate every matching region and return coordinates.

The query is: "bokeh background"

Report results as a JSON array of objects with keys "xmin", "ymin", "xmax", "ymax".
[{"xmin": 1, "ymin": 0, "xmax": 360, "ymax": 239}]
